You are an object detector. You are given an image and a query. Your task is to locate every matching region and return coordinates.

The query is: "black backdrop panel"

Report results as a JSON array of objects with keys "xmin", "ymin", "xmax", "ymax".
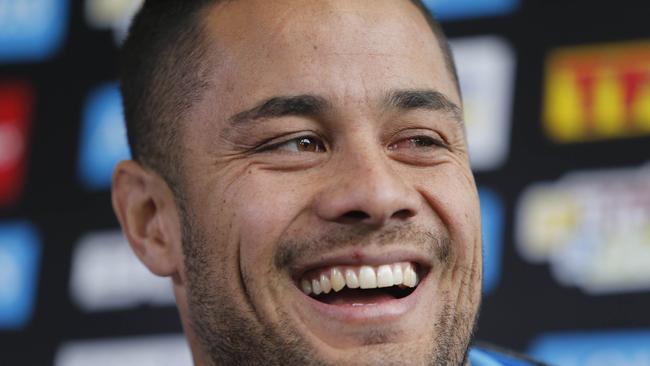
[{"xmin": 0, "ymin": 1, "xmax": 649, "ymax": 365}]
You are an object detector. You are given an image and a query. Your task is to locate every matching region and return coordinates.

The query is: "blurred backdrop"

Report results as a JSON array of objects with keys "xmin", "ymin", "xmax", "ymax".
[{"xmin": 0, "ymin": 0, "xmax": 649, "ymax": 365}]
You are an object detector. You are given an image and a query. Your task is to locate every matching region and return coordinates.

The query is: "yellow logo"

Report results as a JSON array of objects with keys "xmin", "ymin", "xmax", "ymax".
[{"xmin": 544, "ymin": 41, "xmax": 650, "ymax": 142}]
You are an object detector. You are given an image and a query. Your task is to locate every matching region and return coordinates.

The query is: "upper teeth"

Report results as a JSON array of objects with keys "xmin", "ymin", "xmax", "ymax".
[{"xmin": 299, "ymin": 262, "xmax": 419, "ymax": 296}]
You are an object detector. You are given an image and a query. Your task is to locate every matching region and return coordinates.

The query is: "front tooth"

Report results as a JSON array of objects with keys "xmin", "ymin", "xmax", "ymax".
[
  {"xmin": 403, "ymin": 265, "xmax": 418, "ymax": 288},
  {"xmin": 320, "ymin": 274, "xmax": 332, "ymax": 294},
  {"xmin": 392, "ymin": 264, "xmax": 404, "ymax": 285},
  {"xmin": 359, "ymin": 266, "xmax": 377, "ymax": 289},
  {"xmin": 376, "ymin": 265, "xmax": 394, "ymax": 288},
  {"xmin": 312, "ymin": 279, "xmax": 322, "ymax": 295},
  {"xmin": 331, "ymin": 268, "xmax": 345, "ymax": 292},
  {"xmin": 345, "ymin": 268, "xmax": 360, "ymax": 289},
  {"xmin": 301, "ymin": 279, "xmax": 312, "ymax": 294}
]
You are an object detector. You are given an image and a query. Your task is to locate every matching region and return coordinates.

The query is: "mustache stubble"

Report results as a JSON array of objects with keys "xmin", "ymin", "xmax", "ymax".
[{"xmin": 274, "ymin": 222, "xmax": 455, "ymax": 272}]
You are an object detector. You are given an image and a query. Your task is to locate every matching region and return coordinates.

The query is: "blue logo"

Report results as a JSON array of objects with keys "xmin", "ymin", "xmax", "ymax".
[
  {"xmin": 78, "ymin": 82, "xmax": 131, "ymax": 191},
  {"xmin": 0, "ymin": 0, "xmax": 68, "ymax": 62},
  {"xmin": 529, "ymin": 330, "xmax": 650, "ymax": 366},
  {"xmin": 0, "ymin": 222, "xmax": 41, "ymax": 330},
  {"xmin": 422, "ymin": 0, "xmax": 520, "ymax": 21},
  {"xmin": 479, "ymin": 187, "xmax": 504, "ymax": 295}
]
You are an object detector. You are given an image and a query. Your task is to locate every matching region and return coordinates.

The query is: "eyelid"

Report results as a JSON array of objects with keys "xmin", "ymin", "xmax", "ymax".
[
  {"xmin": 255, "ymin": 132, "xmax": 326, "ymax": 153},
  {"xmin": 387, "ymin": 129, "xmax": 449, "ymax": 149},
  {"xmin": 420, "ymin": 135, "xmax": 449, "ymax": 148}
]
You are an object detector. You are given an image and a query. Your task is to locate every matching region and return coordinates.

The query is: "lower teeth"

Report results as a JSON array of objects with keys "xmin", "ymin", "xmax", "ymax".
[{"xmin": 313, "ymin": 285, "xmax": 414, "ymax": 304}]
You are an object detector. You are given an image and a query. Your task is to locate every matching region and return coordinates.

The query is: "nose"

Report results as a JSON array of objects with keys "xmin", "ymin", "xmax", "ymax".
[{"xmin": 314, "ymin": 147, "xmax": 420, "ymax": 227}]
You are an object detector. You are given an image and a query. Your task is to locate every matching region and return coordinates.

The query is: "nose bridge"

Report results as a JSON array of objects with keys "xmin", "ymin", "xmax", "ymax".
[
  {"xmin": 315, "ymin": 139, "xmax": 419, "ymax": 226},
  {"xmin": 347, "ymin": 144, "xmax": 400, "ymax": 197}
]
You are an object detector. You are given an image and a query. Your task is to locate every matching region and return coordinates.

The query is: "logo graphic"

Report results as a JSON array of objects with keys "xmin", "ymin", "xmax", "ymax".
[
  {"xmin": 422, "ymin": 0, "xmax": 520, "ymax": 21},
  {"xmin": 529, "ymin": 330, "xmax": 650, "ymax": 366},
  {"xmin": 479, "ymin": 188, "xmax": 504, "ymax": 295},
  {"xmin": 55, "ymin": 335, "xmax": 192, "ymax": 366},
  {"xmin": 0, "ymin": 82, "xmax": 33, "ymax": 208},
  {"xmin": 450, "ymin": 36, "xmax": 515, "ymax": 171},
  {"xmin": 69, "ymin": 230, "xmax": 174, "ymax": 312},
  {"xmin": 516, "ymin": 163, "xmax": 650, "ymax": 294},
  {"xmin": 0, "ymin": 0, "xmax": 68, "ymax": 62},
  {"xmin": 544, "ymin": 41, "xmax": 650, "ymax": 142},
  {"xmin": 0, "ymin": 222, "xmax": 41, "ymax": 330},
  {"xmin": 85, "ymin": 0, "xmax": 144, "ymax": 44},
  {"xmin": 78, "ymin": 83, "xmax": 131, "ymax": 191}
]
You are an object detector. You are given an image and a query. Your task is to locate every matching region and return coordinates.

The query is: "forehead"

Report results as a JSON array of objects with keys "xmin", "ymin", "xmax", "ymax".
[{"xmin": 199, "ymin": 0, "xmax": 458, "ymax": 117}]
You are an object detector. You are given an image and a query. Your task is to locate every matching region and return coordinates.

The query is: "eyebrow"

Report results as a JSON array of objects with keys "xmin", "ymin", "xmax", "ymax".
[
  {"xmin": 385, "ymin": 89, "xmax": 463, "ymax": 124},
  {"xmin": 229, "ymin": 95, "xmax": 329, "ymax": 125},
  {"xmin": 228, "ymin": 89, "xmax": 463, "ymax": 126}
]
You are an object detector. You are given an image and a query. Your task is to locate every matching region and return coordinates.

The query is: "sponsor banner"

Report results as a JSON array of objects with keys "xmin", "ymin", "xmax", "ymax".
[
  {"xmin": 422, "ymin": 0, "xmax": 520, "ymax": 21},
  {"xmin": 529, "ymin": 330, "xmax": 650, "ymax": 366},
  {"xmin": 544, "ymin": 41, "xmax": 650, "ymax": 142},
  {"xmin": 479, "ymin": 187, "xmax": 504, "ymax": 295},
  {"xmin": 0, "ymin": 222, "xmax": 41, "ymax": 330},
  {"xmin": 451, "ymin": 36, "xmax": 515, "ymax": 171},
  {"xmin": 516, "ymin": 163, "xmax": 650, "ymax": 294},
  {"xmin": 69, "ymin": 230, "xmax": 174, "ymax": 312},
  {"xmin": 85, "ymin": 0, "xmax": 144, "ymax": 44},
  {"xmin": 0, "ymin": 0, "xmax": 68, "ymax": 62},
  {"xmin": 77, "ymin": 83, "xmax": 130, "ymax": 191},
  {"xmin": 55, "ymin": 334, "xmax": 192, "ymax": 366},
  {"xmin": 0, "ymin": 82, "xmax": 33, "ymax": 208}
]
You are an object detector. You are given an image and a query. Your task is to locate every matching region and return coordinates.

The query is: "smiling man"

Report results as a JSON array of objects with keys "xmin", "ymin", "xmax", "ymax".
[{"xmin": 111, "ymin": 0, "xmax": 539, "ymax": 365}]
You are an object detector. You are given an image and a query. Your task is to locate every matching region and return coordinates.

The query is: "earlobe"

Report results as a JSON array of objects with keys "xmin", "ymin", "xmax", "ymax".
[{"xmin": 111, "ymin": 160, "xmax": 181, "ymax": 277}]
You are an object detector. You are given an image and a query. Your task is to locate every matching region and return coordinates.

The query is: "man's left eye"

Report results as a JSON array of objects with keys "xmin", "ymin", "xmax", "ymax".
[
  {"xmin": 266, "ymin": 136, "xmax": 327, "ymax": 153},
  {"xmin": 388, "ymin": 136, "xmax": 445, "ymax": 151}
]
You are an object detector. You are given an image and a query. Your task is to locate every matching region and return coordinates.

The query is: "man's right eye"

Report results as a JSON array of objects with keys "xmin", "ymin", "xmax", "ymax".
[{"xmin": 260, "ymin": 135, "xmax": 327, "ymax": 153}]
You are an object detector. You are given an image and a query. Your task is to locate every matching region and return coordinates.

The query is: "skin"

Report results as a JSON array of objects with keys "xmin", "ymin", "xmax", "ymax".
[{"xmin": 112, "ymin": 0, "xmax": 482, "ymax": 365}]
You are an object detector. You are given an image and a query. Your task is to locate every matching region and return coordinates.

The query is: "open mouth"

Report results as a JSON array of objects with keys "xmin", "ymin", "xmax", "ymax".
[{"xmin": 296, "ymin": 262, "xmax": 428, "ymax": 306}]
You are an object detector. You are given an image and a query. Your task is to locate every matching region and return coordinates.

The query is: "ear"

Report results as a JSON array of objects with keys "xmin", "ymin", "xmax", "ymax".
[{"xmin": 111, "ymin": 160, "xmax": 182, "ymax": 277}]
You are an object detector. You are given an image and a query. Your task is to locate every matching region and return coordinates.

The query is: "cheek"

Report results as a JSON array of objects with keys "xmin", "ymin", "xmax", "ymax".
[
  {"xmin": 232, "ymin": 172, "xmax": 316, "ymax": 273},
  {"xmin": 417, "ymin": 166, "xmax": 480, "ymax": 257}
]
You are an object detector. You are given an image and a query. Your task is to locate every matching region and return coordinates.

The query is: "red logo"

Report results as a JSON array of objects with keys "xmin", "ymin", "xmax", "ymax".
[{"xmin": 0, "ymin": 82, "xmax": 33, "ymax": 208}]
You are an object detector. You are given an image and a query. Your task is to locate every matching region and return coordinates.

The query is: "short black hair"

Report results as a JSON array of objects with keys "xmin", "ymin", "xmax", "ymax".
[
  {"xmin": 120, "ymin": 0, "xmax": 458, "ymax": 187},
  {"xmin": 120, "ymin": 0, "xmax": 215, "ymax": 187}
]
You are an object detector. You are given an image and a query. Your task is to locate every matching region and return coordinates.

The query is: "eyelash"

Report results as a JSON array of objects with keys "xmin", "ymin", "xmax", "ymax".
[
  {"xmin": 257, "ymin": 133, "xmax": 447, "ymax": 155},
  {"xmin": 387, "ymin": 136, "xmax": 447, "ymax": 151},
  {"xmin": 257, "ymin": 135, "xmax": 327, "ymax": 153}
]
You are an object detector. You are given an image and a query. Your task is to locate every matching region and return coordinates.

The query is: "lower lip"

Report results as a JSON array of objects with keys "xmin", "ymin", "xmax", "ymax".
[{"xmin": 293, "ymin": 273, "xmax": 428, "ymax": 324}]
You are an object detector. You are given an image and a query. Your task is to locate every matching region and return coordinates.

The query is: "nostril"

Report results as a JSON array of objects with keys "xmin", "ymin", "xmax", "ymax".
[
  {"xmin": 343, "ymin": 210, "xmax": 370, "ymax": 221},
  {"xmin": 392, "ymin": 209, "xmax": 414, "ymax": 220}
]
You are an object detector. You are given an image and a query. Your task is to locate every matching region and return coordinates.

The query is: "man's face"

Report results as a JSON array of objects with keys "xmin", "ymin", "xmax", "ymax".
[{"xmin": 175, "ymin": 0, "xmax": 482, "ymax": 365}]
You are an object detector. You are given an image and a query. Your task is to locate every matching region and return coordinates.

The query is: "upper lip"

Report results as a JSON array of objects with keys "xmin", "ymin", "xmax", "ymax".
[{"xmin": 289, "ymin": 246, "xmax": 434, "ymax": 282}]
